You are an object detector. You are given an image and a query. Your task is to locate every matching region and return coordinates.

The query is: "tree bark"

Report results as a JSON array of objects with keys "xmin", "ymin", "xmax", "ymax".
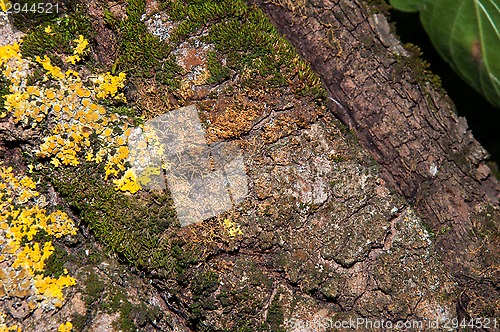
[{"xmin": 248, "ymin": 0, "xmax": 500, "ymax": 317}]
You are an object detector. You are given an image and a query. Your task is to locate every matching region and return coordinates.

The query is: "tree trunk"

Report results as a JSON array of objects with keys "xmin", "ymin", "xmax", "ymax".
[{"xmin": 248, "ymin": 0, "xmax": 500, "ymax": 318}]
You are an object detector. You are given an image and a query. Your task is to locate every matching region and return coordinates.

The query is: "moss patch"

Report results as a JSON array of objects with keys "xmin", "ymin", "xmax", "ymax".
[
  {"xmin": 45, "ymin": 163, "xmax": 191, "ymax": 279},
  {"xmin": 20, "ymin": 9, "xmax": 93, "ymax": 60},
  {"xmin": 0, "ymin": 73, "xmax": 9, "ymax": 110},
  {"xmin": 161, "ymin": 0, "xmax": 325, "ymax": 98},
  {"xmin": 82, "ymin": 268, "xmax": 105, "ymax": 306},
  {"xmin": 6, "ymin": 0, "xmax": 332, "ymax": 328},
  {"xmin": 391, "ymin": 43, "xmax": 444, "ymax": 93},
  {"xmin": 11, "ymin": 0, "xmax": 62, "ymax": 32},
  {"xmin": 42, "ymin": 243, "xmax": 70, "ymax": 278},
  {"xmin": 104, "ymin": 0, "xmax": 182, "ymax": 85}
]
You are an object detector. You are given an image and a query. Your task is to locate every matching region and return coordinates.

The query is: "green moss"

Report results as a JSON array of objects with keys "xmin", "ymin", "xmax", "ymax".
[
  {"xmin": 83, "ymin": 284, "xmax": 156, "ymax": 331},
  {"xmin": 420, "ymin": 218, "xmax": 436, "ymax": 239},
  {"xmin": 45, "ymin": 163, "xmax": 189, "ymax": 278},
  {"xmin": 230, "ymin": 322, "xmax": 267, "ymax": 332},
  {"xmin": 43, "ymin": 243, "xmax": 69, "ymax": 278},
  {"xmin": 83, "ymin": 269, "xmax": 105, "ymax": 305},
  {"xmin": 475, "ymin": 205, "xmax": 500, "ymax": 240},
  {"xmin": 0, "ymin": 74, "xmax": 9, "ymax": 110},
  {"xmin": 82, "ymin": 271, "xmax": 162, "ymax": 331},
  {"xmin": 87, "ymin": 251, "xmax": 103, "ymax": 265},
  {"xmin": 20, "ymin": 10, "xmax": 93, "ymax": 60},
  {"xmin": 70, "ymin": 313, "xmax": 88, "ymax": 331},
  {"xmin": 192, "ymin": 270, "xmax": 219, "ymax": 297},
  {"xmin": 11, "ymin": 0, "xmax": 61, "ymax": 32},
  {"xmin": 163, "ymin": 0, "xmax": 247, "ymax": 36},
  {"xmin": 154, "ymin": 62, "xmax": 183, "ymax": 90},
  {"xmin": 105, "ymin": 292, "xmax": 135, "ymax": 331},
  {"xmin": 329, "ymin": 155, "xmax": 346, "ymax": 163},
  {"xmin": 266, "ymin": 293, "xmax": 286, "ymax": 332},
  {"xmin": 171, "ymin": 243, "xmax": 198, "ymax": 284},
  {"xmin": 185, "ymin": 270, "xmax": 220, "ymax": 324},
  {"xmin": 206, "ymin": 50, "xmax": 231, "ymax": 84},
  {"xmin": 162, "ymin": 0, "xmax": 325, "ymax": 99},
  {"xmin": 104, "ymin": 0, "xmax": 182, "ymax": 85},
  {"xmin": 204, "ymin": 5, "xmax": 293, "ymax": 89},
  {"xmin": 395, "ymin": 43, "xmax": 444, "ymax": 93},
  {"xmin": 438, "ymin": 225, "xmax": 452, "ymax": 235},
  {"xmin": 25, "ymin": 67, "xmax": 45, "ymax": 87},
  {"xmin": 105, "ymin": 105, "xmax": 143, "ymax": 126},
  {"xmin": 168, "ymin": 20, "xmax": 199, "ymax": 44},
  {"xmin": 188, "ymin": 301, "xmax": 204, "ymax": 321},
  {"xmin": 215, "ymin": 278, "xmax": 279, "ymax": 331}
]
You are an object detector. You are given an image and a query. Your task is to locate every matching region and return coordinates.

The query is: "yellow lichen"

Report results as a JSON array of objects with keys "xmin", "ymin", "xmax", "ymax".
[
  {"xmin": 34, "ymin": 274, "xmax": 76, "ymax": 308},
  {"xmin": 57, "ymin": 322, "xmax": 73, "ymax": 332},
  {"xmin": 0, "ymin": 38, "xmax": 139, "ymax": 193},
  {"xmin": 35, "ymin": 55, "xmax": 65, "ymax": 80},
  {"xmin": 0, "ymin": 1, "xmax": 10, "ymax": 13},
  {"xmin": 113, "ymin": 168, "xmax": 142, "ymax": 194},
  {"xmin": 65, "ymin": 35, "xmax": 88, "ymax": 64},
  {"xmin": 92, "ymin": 72, "xmax": 127, "ymax": 101},
  {"xmin": 0, "ymin": 165, "xmax": 77, "ymax": 327},
  {"xmin": 0, "ymin": 11, "xmax": 143, "ymax": 332},
  {"xmin": 222, "ymin": 218, "xmax": 243, "ymax": 238},
  {"xmin": 73, "ymin": 35, "xmax": 88, "ymax": 55}
]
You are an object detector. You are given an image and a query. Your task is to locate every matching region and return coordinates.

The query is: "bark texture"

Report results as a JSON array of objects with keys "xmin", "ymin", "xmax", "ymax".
[{"xmin": 248, "ymin": 0, "xmax": 500, "ymax": 318}]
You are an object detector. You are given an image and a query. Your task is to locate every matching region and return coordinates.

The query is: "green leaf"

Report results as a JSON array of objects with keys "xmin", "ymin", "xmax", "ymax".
[
  {"xmin": 389, "ymin": 0, "xmax": 427, "ymax": 12},
  {"xmin": 393, "ymin": 0, "xmax": 500, "ymax": 108}
]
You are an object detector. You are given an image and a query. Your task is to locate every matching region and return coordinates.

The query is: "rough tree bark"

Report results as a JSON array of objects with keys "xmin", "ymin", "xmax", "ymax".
[{"xmin": 248, "ymin": 0, "xmax": 500, "ymax": 318}]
